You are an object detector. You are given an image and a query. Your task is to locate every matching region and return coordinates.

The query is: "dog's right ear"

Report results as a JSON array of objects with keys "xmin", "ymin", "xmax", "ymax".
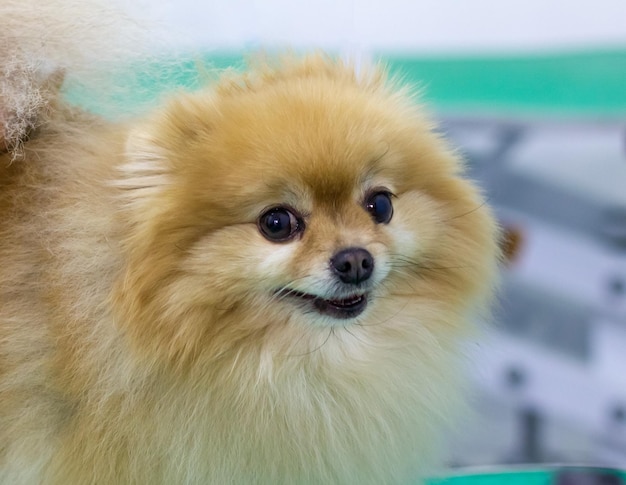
[
  {"xmin": 112, "ymin": 92, "xmax": 218, "ymax": 215},
  {"xmin": 113, "ymin": 127, "xmax": 173, "ymax": 210}
]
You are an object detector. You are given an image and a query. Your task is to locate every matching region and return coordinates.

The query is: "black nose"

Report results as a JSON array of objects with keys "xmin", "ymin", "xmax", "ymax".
[{"xmin": 330, "ymin": 247, "xmax": 374, "ymax": 285}]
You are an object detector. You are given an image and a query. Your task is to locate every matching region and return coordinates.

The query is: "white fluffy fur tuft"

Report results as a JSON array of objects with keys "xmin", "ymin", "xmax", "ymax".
[{"xmin": 0, "ymin": 0, "xmax": 170, "ymax": 153}]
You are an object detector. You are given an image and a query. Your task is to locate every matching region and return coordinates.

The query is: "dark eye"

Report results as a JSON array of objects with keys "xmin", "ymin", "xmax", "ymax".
[
  {"xmin": 258, "ymin": 207, "xmax": 303, "ymax": 242},
  {"xmin": 365, "ymin": 191, "xmax": 394, "ymax": 224}
]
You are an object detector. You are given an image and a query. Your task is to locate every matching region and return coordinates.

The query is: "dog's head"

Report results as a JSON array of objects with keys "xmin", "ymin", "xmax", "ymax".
[{"xmin": 113, "ymin": 56, "xmax": 499, "ymax": 366}]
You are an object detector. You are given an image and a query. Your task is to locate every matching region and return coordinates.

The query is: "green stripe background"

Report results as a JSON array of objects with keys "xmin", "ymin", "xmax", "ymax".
[{"xmin": 66, "ymin": 49, "xmax": 626, "ymax": 117}]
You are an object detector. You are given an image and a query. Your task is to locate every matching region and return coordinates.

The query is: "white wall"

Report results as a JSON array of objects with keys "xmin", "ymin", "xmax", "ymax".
[{"xmin": 155, "ymin": 0, "xmax": 626, "ymax": 53}]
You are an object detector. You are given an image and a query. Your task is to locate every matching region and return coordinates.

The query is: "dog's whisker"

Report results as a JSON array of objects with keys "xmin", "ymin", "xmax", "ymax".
[{"xmin": 443, "ymin": 198, "xmax": 491, "ymax": 222}]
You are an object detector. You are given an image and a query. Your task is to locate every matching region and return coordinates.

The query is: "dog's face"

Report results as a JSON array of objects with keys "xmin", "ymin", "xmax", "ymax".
[{"xmin": 114, "ymin": 57, "xmax": 498, "ymax": 365}]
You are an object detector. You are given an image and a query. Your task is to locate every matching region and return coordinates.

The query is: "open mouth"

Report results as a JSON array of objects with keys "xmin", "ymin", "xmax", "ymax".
[{"xmin": 278, "ymin": 290, "xmax": 368, "ymax": 320}]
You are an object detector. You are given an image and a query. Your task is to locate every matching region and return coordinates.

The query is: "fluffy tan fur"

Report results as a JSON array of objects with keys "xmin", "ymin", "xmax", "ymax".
[{"xmin": 0, "ymin": 6, "xmax": 500, "ymax": 484}]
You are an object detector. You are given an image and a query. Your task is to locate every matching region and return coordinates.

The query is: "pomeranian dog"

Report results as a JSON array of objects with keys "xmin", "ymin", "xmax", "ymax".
[{"xmin": 0, "ymin": 1, "xmax": 500, "ymax": 483}]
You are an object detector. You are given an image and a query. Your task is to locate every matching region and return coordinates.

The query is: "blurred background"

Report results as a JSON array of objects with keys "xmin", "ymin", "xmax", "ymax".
[{"xmin": 125, "ymin": 0, "xmax": 626, "ymax": 472}]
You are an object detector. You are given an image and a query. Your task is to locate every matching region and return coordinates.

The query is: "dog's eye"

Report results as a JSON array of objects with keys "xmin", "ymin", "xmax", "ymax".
[
  {"xmin": 258, "ymin": 207, "xmax": 303, "ymax": 242},
  {"xmin": 365, "ymin": 191, "xmax": 394, "ymax": 224}
]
